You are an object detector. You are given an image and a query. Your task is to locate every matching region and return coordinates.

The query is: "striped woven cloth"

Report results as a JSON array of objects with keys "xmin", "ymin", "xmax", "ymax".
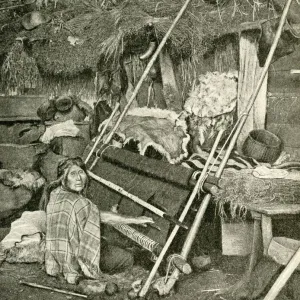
[{"xmin": 181, "ymin": 149, "xmax": 259, "ymax": 173}]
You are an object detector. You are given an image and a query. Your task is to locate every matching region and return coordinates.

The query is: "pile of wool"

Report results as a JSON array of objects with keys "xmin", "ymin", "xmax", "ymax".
[{"xmin": 184, "ymin": 71, "xmax": 238, "ymax": 148}]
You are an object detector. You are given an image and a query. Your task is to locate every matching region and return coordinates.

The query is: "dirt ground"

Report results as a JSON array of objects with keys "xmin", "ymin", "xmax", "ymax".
[
  {"xmin": 0, "ymin": 249, "xmax": 247, "ymax": 300},
  {"xmin": 0, "ymin": 222, "xmax": 297, "ymax": 300}
]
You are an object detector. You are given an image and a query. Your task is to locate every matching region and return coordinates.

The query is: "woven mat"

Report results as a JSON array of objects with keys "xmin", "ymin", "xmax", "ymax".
[{"xmin": 214, "ymin": 169, "xmax": 300, "ymax": 218}]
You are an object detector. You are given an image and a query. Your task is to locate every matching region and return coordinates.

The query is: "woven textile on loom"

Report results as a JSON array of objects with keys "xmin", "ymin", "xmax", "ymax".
[
  {"xmin": 86, "ymin": 148, "xmax": 193, "ymax": 248},
  {"xmin": 102, "ymin": 107, "xmax": 190, "ymax": 164}
]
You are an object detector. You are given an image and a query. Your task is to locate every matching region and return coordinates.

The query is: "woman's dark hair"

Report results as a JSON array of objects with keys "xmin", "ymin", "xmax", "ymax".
[{"xmin": 39, "ymin": 157, "xmax": 88, "ymax": 211}]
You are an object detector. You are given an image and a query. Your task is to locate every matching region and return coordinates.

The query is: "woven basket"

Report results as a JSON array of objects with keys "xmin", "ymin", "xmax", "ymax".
[{"xmin": 242, "ymin": 129, "xmax": 282, "ymax": 163}]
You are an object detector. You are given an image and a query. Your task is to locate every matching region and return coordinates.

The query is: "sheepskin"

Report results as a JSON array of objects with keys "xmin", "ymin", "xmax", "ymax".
[
  {"xmin": 184, "ymin": 71, "xmax": 238, "ymax": 146},
  {"xmin": 0, "ymin": 211, "xmax": 46, "ymax": 264}
]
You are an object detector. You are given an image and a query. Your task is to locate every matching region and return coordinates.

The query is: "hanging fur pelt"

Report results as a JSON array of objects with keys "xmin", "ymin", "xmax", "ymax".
[
  {"xmin": 103, "ymin": 107, "xmax": 190, "ymax": 164},
  {"xmin": 184, "ymin": 71, "xmax": 238, "ymax": 151}
]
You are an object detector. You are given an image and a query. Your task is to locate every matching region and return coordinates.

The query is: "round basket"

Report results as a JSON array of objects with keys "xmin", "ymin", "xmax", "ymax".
[{"xmin": 242, "ymin": 129, "xmax": 282, "ymax": 163}]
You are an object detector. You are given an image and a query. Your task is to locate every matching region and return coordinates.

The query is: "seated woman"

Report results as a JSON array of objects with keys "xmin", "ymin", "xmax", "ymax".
[{"xmin": 40, "ymin": 157, "xmax": 153, "ymax": 284}]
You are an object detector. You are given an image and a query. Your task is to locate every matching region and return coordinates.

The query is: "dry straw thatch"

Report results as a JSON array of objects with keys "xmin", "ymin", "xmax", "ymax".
[{"xmin": 0, "ymin": 0, "xmax": 276, "ymax": 85}]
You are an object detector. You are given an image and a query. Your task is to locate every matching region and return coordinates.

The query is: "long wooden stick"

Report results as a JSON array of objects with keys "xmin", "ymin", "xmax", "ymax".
[
  {"xmin": 20, "ymin": 281, "xmax": 87, "ymax": 298},
  {"xmin": 139, "ymin": 129, "xmax": 224, "ymax": 297},
  {"xmin": 159, "ymin": 0, "xmax": 293, "ymax": 295},
  {"xmin": 103, "ymin": 0, "xmax": 193, "ymax": 145},
  {"xmin": 0, "ymin": 0, "xmax": 35, "ymax": 11},
  {"xmin": 84, "ymin": 102, "xmax": 120, "ymax": 164},
  {"xmin": 88, "ymin": 171, "xmax": 187, "ymax": 228},
  {"xmin": 263, "ymin": 247, "xmax": 300, "ymax": 300}
]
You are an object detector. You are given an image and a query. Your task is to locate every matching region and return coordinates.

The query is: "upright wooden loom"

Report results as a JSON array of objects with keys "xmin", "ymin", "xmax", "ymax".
[{"xmin": 84, "ymin": 146, "xmax": 209, "ymax": 252}]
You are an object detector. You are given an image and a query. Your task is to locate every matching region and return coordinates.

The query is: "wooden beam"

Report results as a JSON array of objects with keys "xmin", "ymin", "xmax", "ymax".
[
  {"xmin": 159, "ymin": 50, "xmax": 182, "ymax": 112},
  {"xmin": 261, "ymin": 215, "xmax": 273, "ymax": 256}
]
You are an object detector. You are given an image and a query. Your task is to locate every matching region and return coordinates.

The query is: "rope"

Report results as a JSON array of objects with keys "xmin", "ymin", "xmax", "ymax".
[
  {"xmin": 88, "ymin": 144, "xmax": 117, "ymax": 171},
  {"xmin": 164, "ymin": 253, "xmax": 186, "ymax": 283},
  {"xmin": 208, "ymin": 112, "xmax": 249, "ymax": 175}
]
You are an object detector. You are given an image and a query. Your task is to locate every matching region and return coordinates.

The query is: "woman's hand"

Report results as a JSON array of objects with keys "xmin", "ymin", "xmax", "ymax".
[
  {"xmin": 100, "ymin": 211, "xmax": 154, "ymax": 225},
  {"xmin": 134, "ymin": 216, "xmax": 154, "ymax": 225}
]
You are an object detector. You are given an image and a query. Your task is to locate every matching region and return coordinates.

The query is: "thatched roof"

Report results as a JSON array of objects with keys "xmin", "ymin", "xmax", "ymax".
[{"xmin": 0, "ymin": 0, "xmax": 277, "ymax": 79}]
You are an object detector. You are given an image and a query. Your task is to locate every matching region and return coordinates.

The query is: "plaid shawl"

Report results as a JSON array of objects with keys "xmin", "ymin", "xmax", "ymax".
[{"xmin": 45, "ymin": 187, "xmax": 101, "ymax": 284}]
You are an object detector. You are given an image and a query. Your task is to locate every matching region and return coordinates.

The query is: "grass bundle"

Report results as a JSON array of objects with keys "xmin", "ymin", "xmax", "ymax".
[{"xmin": 1, "ymin": 41, "xmax": 41, "ymax": 94}]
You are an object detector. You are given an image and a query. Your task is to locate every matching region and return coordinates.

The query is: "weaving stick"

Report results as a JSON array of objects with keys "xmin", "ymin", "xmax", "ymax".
[
  {"xmin": 159, "ymin": 0, "xmax": 294, "ymax": 295},
  {"xmin": 20, "ymin": 281, "xmax": 87, "ymax": 298},
  {"xmin": 139, "ymin": 129, "xmax": 224, "ymax": 297},
  {"xmin": 84, "ymin": 102, "xmax": 120, "ymax": 165},
  {"xmin": 103, "ymin": 0, "xmax": 194, "ymax": 145},
  {"xmin": 88, "ymin": 171, "xmax": 187, "ymax": 229}
]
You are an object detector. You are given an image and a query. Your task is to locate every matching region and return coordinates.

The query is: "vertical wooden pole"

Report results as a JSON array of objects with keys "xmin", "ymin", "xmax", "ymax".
[
  {"xmin": 248, "ymin": 212, "xmax": 263, "ymax": 273},
  {"xmin": 103, "ymin": 0, "xmax": 194, "ymax": 145}
]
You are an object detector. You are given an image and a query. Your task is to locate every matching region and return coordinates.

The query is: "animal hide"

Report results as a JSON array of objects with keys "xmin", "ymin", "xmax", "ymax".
[
  {"xmin": 184, "ymin": 71, "xmax": 238, "ymax": 147},
  {"xmin": 105, "ymin": 108, "xmax": 190, "ymax": 164},
  {"xmin": 0, "ymin": 211, "xmax": 46, "ymax": 264},
  {"xmin": 0, "ymin": 169, "xmax": 45, "ymax": 192}
]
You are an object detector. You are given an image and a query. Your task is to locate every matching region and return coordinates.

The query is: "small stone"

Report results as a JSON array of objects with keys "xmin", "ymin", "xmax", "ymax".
[
  {"xmin": 127, "ymin": 289, "xmax": 138, "ymax": 300},
  {"xmin": 191, "ymin": 254, "xmax": 212, "ymax": 271},
  {"xmin": 105, "ymin": 282, "xmax": 119, "ymax": 296}
]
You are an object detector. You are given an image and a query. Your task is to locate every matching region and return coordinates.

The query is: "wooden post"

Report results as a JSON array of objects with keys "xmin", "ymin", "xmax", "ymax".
[
  {"xmin": 248, "ymin": 212, "xmax": 263, "ymax": 273},
  {"xmin": 159, "ymin": 50, "xmax": 182, "ymax": 111},
  {"xmin": 237, "ymin": 32, "xmax": 268, "ymax": 152},
  {"xmin": 262, "ymin": 215, "xmax": 273, "ymax": 256}
]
